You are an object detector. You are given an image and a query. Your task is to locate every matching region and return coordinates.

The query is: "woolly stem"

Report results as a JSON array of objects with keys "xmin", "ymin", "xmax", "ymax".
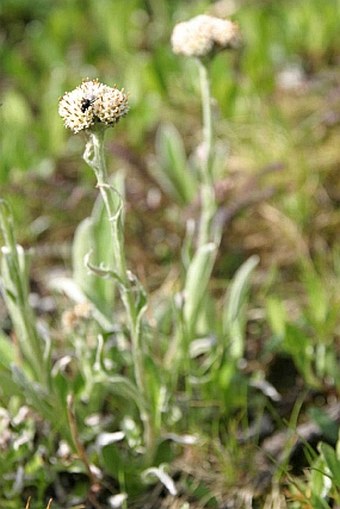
[
  {"xmin": 197, "ymin": 59, "xmax": 217, "ymax": 247},
  {"xmin": 83, "ymin": 128, "xmax": 155, "ymax": 462}
]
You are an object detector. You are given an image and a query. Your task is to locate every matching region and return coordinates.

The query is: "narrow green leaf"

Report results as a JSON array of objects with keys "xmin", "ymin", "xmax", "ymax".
[
  {"xmin": 72, "ymin": 194, "xmax": 116, "ymax": 319},
  {"xmin": 319, "ymin": 442, "xmax": 340, "ymax": 488},
  {"xmin": 94, "ymin": 374, "xmax": 146, "ymax": 414},
  {"xmin": 223, "ymin": 255, "xmax": 259, "ymax": 360},
  {"xmin": 154, "ymin": 122, "xmax": 197, "ymax": 204},
  {"xmin": 0, "ymin": 333, "xmax": 16, "ymax": 368},
  {"xmin": 266, "ymin": 297, "xmax": 287, "ymax": 338},
  {"xmin": 183, "ymin": 242, "xmax": 217, "ymax": 330},
  {"xmin": 225, "ymin": 255, "xmax": 259, "ymax": 325},
  {"xmin": 0, "ymin": 369, "xmax": 22, "ymax": 398},
  {"xmin": 11, "ymin": 366, "xmax": 56, "ymax": 422}
]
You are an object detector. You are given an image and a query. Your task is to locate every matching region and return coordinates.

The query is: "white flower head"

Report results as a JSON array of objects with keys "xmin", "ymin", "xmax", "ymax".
[
  {"xmin": 171, "ymin": 15, "xmax": 240, "ymax": 58},
  {"xmin": 58, "ymin": 79, "xmax": 129, "ymax": 134}
]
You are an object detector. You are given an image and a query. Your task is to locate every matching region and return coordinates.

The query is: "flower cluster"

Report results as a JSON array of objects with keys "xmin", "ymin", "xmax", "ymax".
[
  {"xmin": 171, "ymin": 15, "xmax": 240, "ymax": 58},
  {"xmin": 58, "ymin": 79, "xmax": 129, "ymax": 134}
]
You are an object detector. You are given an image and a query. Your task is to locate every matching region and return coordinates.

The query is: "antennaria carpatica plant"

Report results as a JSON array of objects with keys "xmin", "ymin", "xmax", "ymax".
[{"xmin": 0, "ymin": 14, "xmax": 259, "ymax": 504}]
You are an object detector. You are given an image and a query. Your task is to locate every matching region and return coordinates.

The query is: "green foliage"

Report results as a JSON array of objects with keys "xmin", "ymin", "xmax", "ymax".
[
  {"xmin": 153, "ymin": 122, "xmax": 198, "ymax": 205},
  {"xmin": 266, "ymin": 264, "xmax": 340, "ymax": 389},
  {"xmin": 287, "ymin": 436, "xmax": 340, "ymax": 508},
  {"xmin": 0, "ymin": 200, "xmax": 48, "ymax": 384},
  {"xmin": 183, "ymin": 242, "xmax": 217, "ymax": 331},
  {"xmin": 72, "ymin": 183, "xmax": 119, "ymax": 325},
  {"xmin": 1, "ymin": 0, "xmax": 340, "ymax": 507},
  {"xmin": 1, "ymin": 0, "xmax": 340, "ymax": 180},
  {"xmin": 223, "ymin": 255, "xmax": 259, "ymax": 361}
]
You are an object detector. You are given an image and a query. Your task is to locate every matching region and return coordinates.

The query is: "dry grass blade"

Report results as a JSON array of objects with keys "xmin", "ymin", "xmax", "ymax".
[{"xmin": 25, "ymin": 498, "xmax": 53, "ymax": 509}]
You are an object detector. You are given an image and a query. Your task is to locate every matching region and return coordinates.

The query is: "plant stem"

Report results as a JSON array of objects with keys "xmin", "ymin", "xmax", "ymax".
[
  {"xmin": 85, "ymin": 129, "xmax": 127, "ymax": 279},
  {"xmin": 198, "ymin": 60, "xmax": 213, "ymax": 180},
  {"xmin": 196, "ymin": 59, "xmax": 217, "ymax": 248},
  {"xmin": 67, "ymin": 394, "xmax": 99, "ymax": 486},
  {"xmin": 83, "ymin": 129, "xmax": 155, "ymax": 462}
]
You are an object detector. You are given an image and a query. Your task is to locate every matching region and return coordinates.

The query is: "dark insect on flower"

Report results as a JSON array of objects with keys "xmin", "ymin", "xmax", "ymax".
[{"xmin": 81, "ymin": 97, "xmax": 97, "ymax": 113}]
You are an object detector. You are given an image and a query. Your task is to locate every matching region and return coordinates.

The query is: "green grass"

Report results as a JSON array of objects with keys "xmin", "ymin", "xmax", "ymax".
[{"xmin": 1, "ymin": 0, "xmax": 340, "ymax": 508}]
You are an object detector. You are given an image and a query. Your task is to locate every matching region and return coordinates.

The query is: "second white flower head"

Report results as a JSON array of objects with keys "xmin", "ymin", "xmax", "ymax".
[{"xmin": 171, "ymin": 15, "xmax": 240, "ymax": 58}]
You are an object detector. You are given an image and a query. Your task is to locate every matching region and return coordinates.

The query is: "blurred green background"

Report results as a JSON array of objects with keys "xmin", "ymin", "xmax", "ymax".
[
  {"xmin": 1, "ymin": 1, "xmax": 340, "ymax": 507},
  {"xmin": 1, "ymin": 0, "xmax": 340, "ymax": 264}
]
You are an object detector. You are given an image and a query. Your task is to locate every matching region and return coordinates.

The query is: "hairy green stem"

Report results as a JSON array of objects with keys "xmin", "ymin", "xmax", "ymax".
[
  {"xmin": 196, "ymin": 59, "xmax": 217, "ymax": 248},
  {"xmin": 83, "ymin": 129, "xmax": 155, "ymax": 461},
  {"xmin": 198, "ymin": 60, "xmax": 213, "ymax": 182},
  {"xmin": 171, "ymin": 62, "xmax": 218, "ymax": 380}
]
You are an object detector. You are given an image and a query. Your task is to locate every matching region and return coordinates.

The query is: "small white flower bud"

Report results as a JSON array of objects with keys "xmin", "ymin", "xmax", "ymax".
[
  {"xmin": 58, "ymin": 79, "xmax": 129, "ymax": 134},
  {"xmin": 171, "ymin": 14, "xmax": 240, "ymax": 58}
]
